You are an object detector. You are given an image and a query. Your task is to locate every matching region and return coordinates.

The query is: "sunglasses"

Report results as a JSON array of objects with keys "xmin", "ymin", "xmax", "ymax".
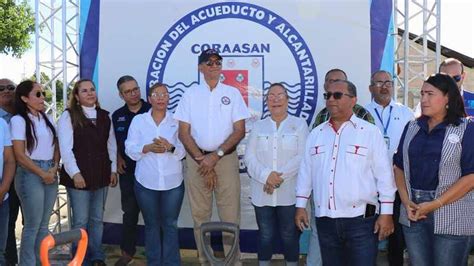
[
  {"xmin": 35, "ymin": 91, "xmax": 46, "ymax": 98},
  {"xmin": 323, "ymin": 91, "xmax": 354, "ymax": 100},
  {"xmin": 0, "ymin": 85, "xmax": 15, "ymax": 92},
  {"xmin": 452, "ymin": 75, "xmax": 462, "ymax": 82},
  {"xmin": 205, "ymin": 60, "xmax": 222, "ymax": 67}
]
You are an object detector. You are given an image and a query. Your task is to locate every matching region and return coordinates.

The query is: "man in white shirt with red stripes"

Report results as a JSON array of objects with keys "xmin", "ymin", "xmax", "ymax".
[{"xmin": 295, "ymin": 80, "xmax": 396, "ymax": 266}]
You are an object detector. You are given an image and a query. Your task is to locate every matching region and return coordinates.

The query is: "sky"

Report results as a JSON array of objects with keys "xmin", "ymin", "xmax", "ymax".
[{"xmin": 0, "ymin": 0, "xmax": 473, "ymax": 84}]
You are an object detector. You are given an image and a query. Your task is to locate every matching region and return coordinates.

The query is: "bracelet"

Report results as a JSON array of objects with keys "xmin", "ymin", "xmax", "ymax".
[{"xmin": 435, "ymin": 198, "xmax": 443, "ymax": 208}]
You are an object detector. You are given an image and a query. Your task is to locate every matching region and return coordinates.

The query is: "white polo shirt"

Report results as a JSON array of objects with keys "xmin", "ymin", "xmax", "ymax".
[
  {"xmin": 10, "ymin": 114, "xmax": 56, "ymax": 160},
  {"xmin": 125, "ymin": 110, "xmax": 185, "ymax": 191},
  {"xmin": 295, "ymin": 115, "xmax": 396, "ymax": 218},
  {"xmin": 365, "ymin": 100, "xmax": 414, "ymax": 156},
  {"xmin": 0, "ymin": 119, "xmax": 12, "ymax": 201},
  {"xmin": 174, "ymin": 82, "xmax": 250, "ymax": 151},
  {"xmin": 244, "ymin": 115, "xmax": 309, "ymax": 207}
]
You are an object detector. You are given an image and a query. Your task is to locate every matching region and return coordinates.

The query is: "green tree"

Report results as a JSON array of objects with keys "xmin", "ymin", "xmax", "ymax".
[{"xmin": 0, "ymin": 0, "xmax": 35, "ymax": 57}]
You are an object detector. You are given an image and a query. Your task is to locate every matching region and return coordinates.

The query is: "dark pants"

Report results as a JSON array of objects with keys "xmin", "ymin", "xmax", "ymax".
[
  {"xmin": 316, "ymin": 216, "xmax": 378, "ymax": 266},
  {"xmin": 253, "ymin": 205, "xmax": 300, "ymax": 262},
  {"xmin": 388, "ymin": 192, "xmax": 405, "ymax": 266},
  {"xmin": 5, "ymin": 184, "xmax": 21, "ymax": 265},
  {"xmin": 119, "ymin": 173, "xmax": 140, "ymax": 256}
]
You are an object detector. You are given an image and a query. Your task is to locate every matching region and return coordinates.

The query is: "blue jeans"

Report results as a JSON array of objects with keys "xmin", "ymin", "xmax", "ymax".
[
  {"xmin": 67, "ymin": 186, "xmax": 108, "ymax": 263},
  {"xmin": 316, "ymin": 215, "xmax": 378, "ymax": 266},
  {"xmin": 402, "ymin": 188, "xmax": 470, "ymax": 266},
  {"xmin": 135, "ymin": 181, "xmax": 184, "ymax": 266},
  {"xmin": 0, "ymin": 198, "xmax": 9, "ymax": 266},
  {"xmin": 307, "ymin": 195, "xmax": 322, "ymax": 266},
  {"xmin": 253, "ymin": 205, "xmax": 300, "ymax": 262},
  {"xmin": 15, "ymin": 160, "xmax": 58, "ymax": 266}
]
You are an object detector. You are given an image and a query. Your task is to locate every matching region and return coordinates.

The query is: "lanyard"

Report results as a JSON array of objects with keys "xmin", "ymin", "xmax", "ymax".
[{"xmin": 374, "ymin": 106, "xmax": 393, "ymax": 136}]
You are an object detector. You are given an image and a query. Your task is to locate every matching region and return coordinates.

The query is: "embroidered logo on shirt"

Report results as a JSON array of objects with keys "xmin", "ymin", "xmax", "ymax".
[
  {"xmin": 448, "ymin": 133, "xmax": 460, "ymax": 144},
  {"xmin": 221, "ymin": 96, "xmax": 231, "ymax": 105},
  {"xmin": 311, "ymin": 145, "xmax": 325, "ymax": 155},
  {"xmin": 346, "ymin": 145, "xmax": 368, "ymax": 156},
  {"xmin": 117, "ymin": 116, "xmax": 126, "ymax": 122}
]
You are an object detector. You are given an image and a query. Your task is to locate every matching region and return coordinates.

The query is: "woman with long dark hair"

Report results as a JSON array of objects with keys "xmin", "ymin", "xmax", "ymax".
[
  {"xmin": 10, "ymin": 80, "xmax": 59, "ymax": 265},
  {"xmin": 57, "ymin": 79, "xmax": 117, "ymax": 266},
  {"xmin": 394, "ymin": 73, "xmax": 474, "ymax": 266}
]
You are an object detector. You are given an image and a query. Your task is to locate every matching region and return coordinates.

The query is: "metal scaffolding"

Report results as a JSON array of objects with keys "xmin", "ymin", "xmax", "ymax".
[
  {"xmin": 394, "ymin": 0, "xmax": 441, "ymax": 105},
  {"xmin": 34, "ymin": 0, "xmax": 80, "ymax": 234},
  {"xmin": 33, "ymin": 0, "xmax": 442, "ymax": 235}
]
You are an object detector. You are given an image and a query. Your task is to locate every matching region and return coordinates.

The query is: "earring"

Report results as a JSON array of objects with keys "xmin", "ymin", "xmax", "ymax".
[{"xmin": 446, "ymin": 104, "xmax": 449, "ymax": 109}]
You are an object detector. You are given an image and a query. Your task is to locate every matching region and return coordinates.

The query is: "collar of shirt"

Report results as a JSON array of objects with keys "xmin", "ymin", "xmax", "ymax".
[
  {"xmin": 326, "ymin": 113, "xmax": 358, "ymax": 131},
  {"xmin": 201, "ymin": 81, "xmax": 224, "ymax": 92},
  {"xmin": 144, "ymin": 109, "xmax": 173, "ymax": 127},
  {"xmin": 370, "ymin": 99, "xmax": 395, "ymax": 110},
  {"xmin": 417, "ymin": 115, "xmax": 449, "ymax": 133},
  {"xmin": 121, "ymin": 99, "xmax": 150, "ymax": 115},
  {"xmin": 81, "ymin": 105, "xmax": 97, "ymax": 119}
]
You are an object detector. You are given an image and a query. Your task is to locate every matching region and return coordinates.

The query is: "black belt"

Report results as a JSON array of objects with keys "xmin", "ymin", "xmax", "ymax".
[{"xmin": 198, "ymin": 147, "xmax": 236, "ymax": 156}]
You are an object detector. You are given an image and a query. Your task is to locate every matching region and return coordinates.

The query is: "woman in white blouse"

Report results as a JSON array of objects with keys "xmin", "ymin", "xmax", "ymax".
[
  {"xmin": 244, "ymin": 83, "xmax": 309, "ymax": 266},
  {"xmin": 125, "ymin": 83, "xmax": 185, "ymax": 265},
  {"xmin": 57, "ymin": 79, "xmax": 117, "ymax": 266},
  {"xmin": 11, "ymin": 80, "xmax": 59, "ymax": 265}
]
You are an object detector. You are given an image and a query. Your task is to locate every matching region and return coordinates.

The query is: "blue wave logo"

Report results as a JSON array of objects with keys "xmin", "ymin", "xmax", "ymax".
[
  {"xmin": 262, "ymin": 81, "xmax": 301, "ymax": 118},
  {"xmin": 164, "ymin": 82, "xmax": 197, "ymax": 111}
]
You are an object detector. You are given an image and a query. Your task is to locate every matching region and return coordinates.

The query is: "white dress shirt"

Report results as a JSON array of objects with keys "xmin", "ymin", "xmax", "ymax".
[
  {"xmin": 10, "ymin": 114, "xmax": 56, "ymax": 160},
  {"xmin": 365, "ymin": 100, "xmax": 414, "ymax": 156},
  {"xmin": 0, "ymin": 119, "xmax": 12, "ymax": 201},
  {"xmin": 57, "ymin": 105, "xmax": 117, "ymax": 177},
  {"xmin": 125, "ymin": 110, "xmax": 185, "ymax": 191},
  {"xmin": 245, "ymin": 115, "xmax": 309, "ymax": 207},
  {"xmin": 295, "ymin": 115, "xmax": 396, "ymax": 218},
  {"xmin": 173, "ymin": 82, "xmax": 250, "ymax": 151}
]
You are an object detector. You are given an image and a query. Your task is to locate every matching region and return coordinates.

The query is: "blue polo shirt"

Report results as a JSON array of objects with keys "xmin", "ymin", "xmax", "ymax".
[
  {"xmin": 463, "ymin": 90, "xmax": 474, "ymax": 116},
  {"xmin": 112, "ymin": 100, "xmax": 151, "ymax": 176},
  {"xmin": 393, "ymin": 116, "xmax": 474, "ymax": 190}
]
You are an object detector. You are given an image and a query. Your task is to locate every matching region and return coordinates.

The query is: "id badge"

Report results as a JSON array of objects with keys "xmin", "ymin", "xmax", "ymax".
[{"xmin": 384, "ymin": 136, "xmax": 390, "ymax": 148}]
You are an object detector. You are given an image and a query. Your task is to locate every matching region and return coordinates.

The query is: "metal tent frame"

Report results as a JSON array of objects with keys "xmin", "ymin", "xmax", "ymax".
[{"xmin": 33, "ymin": 0, "xmax": 441, "ymax": 234}]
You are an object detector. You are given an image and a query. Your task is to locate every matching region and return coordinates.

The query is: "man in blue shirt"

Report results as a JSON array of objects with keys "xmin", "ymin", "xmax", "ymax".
[
  {"xmin": 439, "ymin": 58, "xmax": 473, "ymax": 116},
  {"xmin": 0, "ymin": 78, "xmax": 18, "ymax": 266},
  {"xmin": 0, "ymin": 114, "xmax": 16, "ymax": 266},
  {"xmin": 112, "ymin": 75, "xmax": 151, "ymax": 266}
]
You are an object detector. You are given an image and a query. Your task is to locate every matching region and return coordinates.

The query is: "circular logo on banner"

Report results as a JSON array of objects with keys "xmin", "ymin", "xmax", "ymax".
[{"xmin": 145, "ymin": 2, "xmax": 318, "ymax": 124}]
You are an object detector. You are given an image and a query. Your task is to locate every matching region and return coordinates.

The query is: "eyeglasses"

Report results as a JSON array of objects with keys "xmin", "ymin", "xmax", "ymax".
[
  {"xmin": 0, "ymin": 85, "xmax": 15, "ymax": 92},
  {"xmin": 452, "ymin": 75, "xmax": 462, "ymax": 82},
  {"xmin": 205, "ymin": 60, "xmax": 222, "ymax": 67},
  {"xmin": 267, "ymin": 93, "xmax": 287, "ymax": 101},
  {"xmin": 372, "ymin": 80, "xmax": 393, "ymax": 88},
  {"xmin": 323, "ymin": 91, "xmax": 354, "ymax": 100},
  {"xmin": 150, "ymin": 92, "xmax": 168, "ymax": 99},
  {"xmin": 35, "ymin": 91, "xmax": 46, "ymax": 98},
  {"xmin": 122, "ymin": 87, "xmax": 140, "ymax": 97}
]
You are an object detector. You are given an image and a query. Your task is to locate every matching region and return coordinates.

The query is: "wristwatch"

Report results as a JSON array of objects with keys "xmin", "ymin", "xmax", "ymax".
[
  {"xmin": 167, "ymin": 145, "xmax": 176, "ymax": 153},
  {"xmin": 216, "ymin": 147, "xmax": 225, "ymax": 157}
]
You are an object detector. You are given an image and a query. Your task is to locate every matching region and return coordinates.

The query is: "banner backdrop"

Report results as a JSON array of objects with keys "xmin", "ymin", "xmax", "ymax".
[{"xmin": 79, "ymin": 0, "xmax": 394, "ymax": 252}]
